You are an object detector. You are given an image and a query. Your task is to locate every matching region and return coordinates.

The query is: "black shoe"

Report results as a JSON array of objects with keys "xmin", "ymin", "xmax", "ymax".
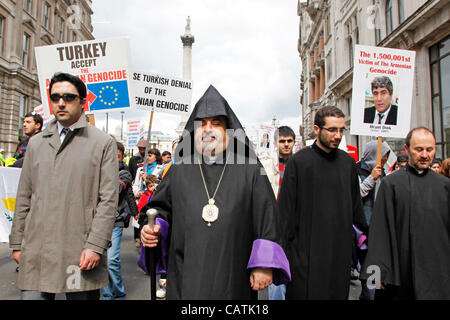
[{"xmin": 16, "ymin": 266, "xmax": 19, "ymax": 272}]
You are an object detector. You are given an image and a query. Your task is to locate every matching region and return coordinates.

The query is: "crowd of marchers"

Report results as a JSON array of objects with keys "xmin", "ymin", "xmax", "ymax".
[{"xmin": 3, "ymin": 72, "xmax": 449, "ymax": 300}]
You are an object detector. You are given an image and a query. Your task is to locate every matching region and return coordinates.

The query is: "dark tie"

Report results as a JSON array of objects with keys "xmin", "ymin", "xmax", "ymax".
[
  {"xmin": 60, "ymin": 127, "xmax": 69, "ymax": 136},
  {"xmin": 60, "ymin": 128, "xmax": 70, "ymax": 144},
  {"xmin": 378, "ymin": 113, "xmax": 384, "ymax": 124}
]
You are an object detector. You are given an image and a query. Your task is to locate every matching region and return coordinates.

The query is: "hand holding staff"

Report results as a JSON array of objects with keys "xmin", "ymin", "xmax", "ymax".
[{"xmin": 145, "ymin": 208, "xmax": 158, "ymax": 300}]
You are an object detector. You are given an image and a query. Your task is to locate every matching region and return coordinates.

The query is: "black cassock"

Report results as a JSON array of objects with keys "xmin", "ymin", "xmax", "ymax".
[
  {"xmin": 138, "ymin": 85, "xmax": 290, "ymax": 299},
  {"xmin": 360, "ymin": 165, "xmax": 450, "ymax": 299},
  {"xmin": 278, "ymin": 142, "xmax": 367, "ymax": 299}
]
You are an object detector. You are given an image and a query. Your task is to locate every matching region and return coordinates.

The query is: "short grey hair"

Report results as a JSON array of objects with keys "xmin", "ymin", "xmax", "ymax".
[{"xmin": 371, "ymin": 76, "xmax": 393, "ymax": 95}]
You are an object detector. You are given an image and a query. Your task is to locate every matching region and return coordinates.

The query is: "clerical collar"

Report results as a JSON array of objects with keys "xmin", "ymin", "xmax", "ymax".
[
  {"xmin": 312, "ymin": 141, "xmax": 338, "ymax": 160},
  {"xmin": 203, "ymin": 154, "xmax": 217, "ymax": 165},
  {"xmin": 201, "ymin": 150, "xmax": 227, "ymax": 165},
  {"xmin": 406, "ymin": 163, "xmax": 429, "ymax": 176}
]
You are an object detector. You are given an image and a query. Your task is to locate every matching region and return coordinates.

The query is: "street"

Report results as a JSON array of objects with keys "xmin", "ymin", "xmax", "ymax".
[{"xmin": 0, "ymin": 225, "xmax": 361, "ymax": 300}]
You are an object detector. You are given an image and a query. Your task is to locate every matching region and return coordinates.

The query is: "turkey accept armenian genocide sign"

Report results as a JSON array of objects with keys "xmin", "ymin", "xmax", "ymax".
[{"xmin": 35, "ymin": 37, "xmax": 132, "ymax": 120}]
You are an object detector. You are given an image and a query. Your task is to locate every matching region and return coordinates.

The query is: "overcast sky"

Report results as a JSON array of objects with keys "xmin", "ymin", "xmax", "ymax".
[{"xmin": 91, "ymin": 0, "xmax": 302, "ymax": 139}]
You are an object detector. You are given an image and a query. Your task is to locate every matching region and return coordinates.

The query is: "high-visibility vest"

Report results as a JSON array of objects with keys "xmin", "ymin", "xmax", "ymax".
[{"xmin": 161, "ymin": 162, "xmax": 172, "ymax": 179}]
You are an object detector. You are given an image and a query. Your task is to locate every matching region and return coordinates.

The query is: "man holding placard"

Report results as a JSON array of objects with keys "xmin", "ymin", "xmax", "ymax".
[{"xmin": 360, "ymin": 128, "xmax": 450, "ymax": 299}]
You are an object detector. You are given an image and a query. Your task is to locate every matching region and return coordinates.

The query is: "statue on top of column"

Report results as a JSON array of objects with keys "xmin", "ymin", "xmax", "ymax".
[{"xmin": 185, "ymin": 16, "xmax": 191, "ymax": 35}]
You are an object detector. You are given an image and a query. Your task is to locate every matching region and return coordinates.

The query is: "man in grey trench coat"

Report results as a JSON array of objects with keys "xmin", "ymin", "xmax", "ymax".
[{"xmin": 9, "ymin": 72, "xmax": 118, "ymax": 300}]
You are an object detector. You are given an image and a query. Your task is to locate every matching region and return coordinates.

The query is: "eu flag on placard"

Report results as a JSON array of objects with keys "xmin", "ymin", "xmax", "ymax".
[{"xmin": 87, "ymin": 80, "xmax": 130, "ymax": 111}]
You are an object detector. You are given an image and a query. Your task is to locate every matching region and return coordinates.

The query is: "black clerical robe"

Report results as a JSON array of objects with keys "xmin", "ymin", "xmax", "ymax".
[
  {"xmin": 138, "ymin": 84, "xmax": 290, "ymax": 299},
  {"xmin": 360, "ymin": 165, "xmax": 450, "ymax": 299},
  {"xmin": 278, "ymin": 142, "xmax": 367, "ymax": 299},
  {"xmin": 143, "ymin": 155, "xmax": 290, "ymax": 300}
]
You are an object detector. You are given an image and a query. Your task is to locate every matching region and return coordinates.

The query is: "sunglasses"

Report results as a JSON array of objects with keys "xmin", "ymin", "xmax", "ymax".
[
  {"xmin": 49, "ymin": 93, "xmax": 80, "ymax": 102},
  {"xmin": 279, "ymin": 139, "xmax": 294, "ymax": 144}
]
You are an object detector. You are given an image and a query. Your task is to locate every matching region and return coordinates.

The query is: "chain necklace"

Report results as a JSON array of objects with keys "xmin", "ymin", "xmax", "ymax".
[{"xmin": 198, "ymin": 153, "xmax": 230, "ymax": 227}]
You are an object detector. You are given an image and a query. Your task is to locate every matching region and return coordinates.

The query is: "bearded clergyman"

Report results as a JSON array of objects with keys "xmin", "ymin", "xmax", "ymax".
[
  {"xmin": 360, "ymin": 127, "xmax": 450, "ymax": 300},
  {"xmin": 277, "ymin": 106, "xmax": 368, "ymax": 299},
  {"xmin": 138, "ymin": 85, "xmax": 290, "ymax": 299}
]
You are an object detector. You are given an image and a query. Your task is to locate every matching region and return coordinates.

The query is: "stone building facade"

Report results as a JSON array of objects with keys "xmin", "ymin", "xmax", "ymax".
[
  {"xmin": 298, "ymin": 0, "xmax": 449, "ymax": 158},
  {"xmin": 0, "ymin": 0, "xmax": 94, "ymax": 157}
]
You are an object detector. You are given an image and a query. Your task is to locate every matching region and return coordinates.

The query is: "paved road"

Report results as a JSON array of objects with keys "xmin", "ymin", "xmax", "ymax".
[{"xmin": 0, "ymin": 225, "xmax": 360, "ymax": 300}]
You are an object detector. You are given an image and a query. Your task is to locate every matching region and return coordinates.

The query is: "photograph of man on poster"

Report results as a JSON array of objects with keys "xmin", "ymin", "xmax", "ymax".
[{"xmin": 363, "ymin": 76, "xmax": 398, "ymax": 126}]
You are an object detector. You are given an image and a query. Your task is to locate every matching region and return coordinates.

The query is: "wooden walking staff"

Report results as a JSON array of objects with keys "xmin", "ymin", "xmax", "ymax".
[
  {"xmin": 146, "ymin": 208, "xmax": 158, "ymax": 300},
  {"xmin": 376, "ymin": 136, "xmax": 383, "ymax": 166},
  {"xmin": 141, "ymin": 110, "xmax": 155, "ymax": 192}
]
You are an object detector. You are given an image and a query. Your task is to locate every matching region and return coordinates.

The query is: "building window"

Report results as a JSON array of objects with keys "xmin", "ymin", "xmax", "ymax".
[
  {"xmin": 59, "ymin": 17, "xmax": 64, "ymax": 41},
  {"xmin": 430, "ymin": 35, "xmax": 450, "ymax": 159},
  {"xmin": 354, "ymin": 15, "xmax": 359, "ymax": 44},
  {"xmin": 386, "ymin": 0, "xmax": 393, "ymax": 35},
  {"xmin": 19, "ymin": 94, "xmax": 28, "ymax": 137},
  {"xmin": 25, "ymin": 0, "xmax": 32, "ymax": 13},
  {"xmin": 349, "ymin": 37, "xmax": 354, "ymax": 68},
  {"xmin": 0, "ymin": 16, "xmax": 4, "ymax": 55},
  {"xmin": 22, "ymin": 34, "xmax": 30, "ymax": 68},
  {"xmin": 326, "ymin": 52, "xmax": 332, "ymax": 81},
  {"xmin": 43, "ymin": 2, "xmax": 50, "ymax": 29},
  {"xmin": 398, "ymin": 0, "xmax": 405, "ymax": 24},
  {"xmin": 346, "ymin": 98, "xmax": 351, "ymax": 119},
  {"xmin": 375, "ymin": 6, "xmax": 382, "ymax": 44}
]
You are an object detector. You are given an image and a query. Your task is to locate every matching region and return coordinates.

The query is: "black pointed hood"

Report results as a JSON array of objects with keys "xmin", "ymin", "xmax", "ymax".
[
  {"xmin": 184, "ymin": 85, "xmax": 244, "ymax": 133},
  {"xmin": 175, "ymin": 85, "xmax": 257, "ymax": 164}
]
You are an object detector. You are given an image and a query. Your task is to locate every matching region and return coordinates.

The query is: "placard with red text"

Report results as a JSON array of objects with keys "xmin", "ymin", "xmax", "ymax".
[{"xmin": 350, "ymin": 45, "xmax": 416, "ymax": 138}]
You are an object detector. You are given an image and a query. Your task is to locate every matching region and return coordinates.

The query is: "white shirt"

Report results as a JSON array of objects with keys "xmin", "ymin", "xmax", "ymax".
[
  {"xmin": 57, "ymin": 122, "xmax": 76, "ymax": 143},
  {"xmin": 373, "ymin": 105, "xmax": 392, "ymax": 125}
]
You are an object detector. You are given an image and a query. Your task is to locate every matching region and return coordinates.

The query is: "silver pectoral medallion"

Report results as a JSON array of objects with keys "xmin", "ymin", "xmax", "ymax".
[{"xmin": 202, "ymin": 199, "xmax": 219, "ymax": 227}]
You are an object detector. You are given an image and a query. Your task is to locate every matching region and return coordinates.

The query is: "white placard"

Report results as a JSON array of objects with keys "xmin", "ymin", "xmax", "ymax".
[
  {"xmin": 257, "ymin": 125, "xmax": 275, "ymax": 156},
  {"xmin": 350, "ymin": 45, "xmax": 416, "ymax": 138},
  {"xmin": 130, "ymin": 71, "xmax": 193, "ymax": 116},
  {"xmin": 35, "ymin": 37, "xmax": 133, "ymax": 120},
  {"xmin": 127, "ymin": 120, "xmax": 141, "ymax": 148},
  {"xmin": 0, "ymin": 167, "xmax": 21, "ymax": 243}
]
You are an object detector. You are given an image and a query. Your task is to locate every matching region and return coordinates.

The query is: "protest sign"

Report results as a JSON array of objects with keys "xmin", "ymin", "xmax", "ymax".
[
  {"xmin": 127, "ymin": 120, "xmax": 141, "ymax": 148},
  {"xmin": 350, "ymin": 45, "xmax": 416, "ymax": 138},
  {"xmin": 35, "ymin": 37, "xmax": 132, "ymax": 120},
  {"xmin": 0, "ymin": 167, "xmax": 21, "ymax": 243},
  {"xmin": 257, "ymin": 125, "xmax": 275, "ymax": 156},
  {"xmin": 33, "ymin": 105, "xmax": 50, "ymax": 129},
  {"xmin": 130, "ymin": 71, "xmax": 193, "ymax": 116}
]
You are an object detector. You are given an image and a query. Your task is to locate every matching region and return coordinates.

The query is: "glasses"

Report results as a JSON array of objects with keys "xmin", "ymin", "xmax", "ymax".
[
  {"xmin": 279, "ymin": 139, "xmax": 294, "ymax": 144},
  {"xmin": 320, "ymin": 127, "xmax": 347, "ymax": 134},
  {"xmin": 49, "ymin": 93, "xmax": 80, "ymax": 102}
]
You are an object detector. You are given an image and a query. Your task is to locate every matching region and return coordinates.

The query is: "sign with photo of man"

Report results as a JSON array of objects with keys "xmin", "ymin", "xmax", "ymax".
[{"xmin": 350, "ymin": 45, "xmax": 416, "ymax": 138}]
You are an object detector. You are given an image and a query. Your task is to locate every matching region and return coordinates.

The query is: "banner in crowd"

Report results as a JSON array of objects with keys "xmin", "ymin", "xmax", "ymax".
[
  {"xmin": 0, "ymin": 167, "xmax": 21, "ymax": 243},
  {"xmin": 257, "ymin": 125, "xmax": 276, "ymax": 156},
  {"xmin": 127, "ymin": 120, "xmax": 141, "ymax": 148},
  {"xmin": 35, "ymin": 37, "xmax": 133, "ymax": 121},
  {"xmin": 33, "ymin": 105, "xmax": 51, "ymax": 129},
  {"xmin": 130, "ymin": 71, "xmax": 193, "ymax": 116},
  {"xmin": 350, "ymin": 45, "xmax": 416, "ymax": 138}
]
